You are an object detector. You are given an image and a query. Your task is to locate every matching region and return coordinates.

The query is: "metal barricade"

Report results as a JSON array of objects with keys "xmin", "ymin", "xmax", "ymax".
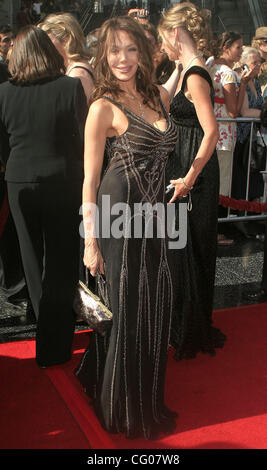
[{"xmin": 216, "ymin": 116, "xmax": 267, "ymax": 224}]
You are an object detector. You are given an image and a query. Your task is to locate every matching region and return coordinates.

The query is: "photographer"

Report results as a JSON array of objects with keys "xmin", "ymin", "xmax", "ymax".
[{"xmin": 127, "ymin": 7, "xmax": 149, "ymax": 24}]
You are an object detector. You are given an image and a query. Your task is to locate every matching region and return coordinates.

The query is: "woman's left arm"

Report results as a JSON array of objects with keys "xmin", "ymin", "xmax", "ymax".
[
  {"xmin": 169, "ymin": 73, "xmax": 219, "ymax": 202},
  {"xmin": 240, "ymin": 89, "xmax": 261, "ymax": 118}
]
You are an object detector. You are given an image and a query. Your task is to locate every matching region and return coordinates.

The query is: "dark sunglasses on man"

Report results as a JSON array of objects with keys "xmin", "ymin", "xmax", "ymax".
[{"xmin": 2, "ymin": 36, "xmax": 14, "ymax": 43}]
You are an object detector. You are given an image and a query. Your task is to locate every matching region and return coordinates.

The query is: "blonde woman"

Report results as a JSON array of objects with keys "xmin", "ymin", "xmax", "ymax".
[
  {"xmin": 158, "ymin": 2, "xmax": 226, "ymax": 361},
  {"xmin": 39, "ymin": 13, "xmax": 94, "ymax": 105}
]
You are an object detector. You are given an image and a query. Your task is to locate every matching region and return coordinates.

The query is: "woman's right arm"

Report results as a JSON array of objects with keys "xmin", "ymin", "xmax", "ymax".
[
  {"xmin": 82, "ymin": 99, "xmax": 113, "ymax": 276},
  {"xmin": 223, "ymin": 69, "xmax": 253, "ymax": 117}
]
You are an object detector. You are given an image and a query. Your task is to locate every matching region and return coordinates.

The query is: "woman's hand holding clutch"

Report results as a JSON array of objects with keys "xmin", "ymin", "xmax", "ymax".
[{"xmin": 84, "ymin": 239, "xmax": 104, "ymax": 277}]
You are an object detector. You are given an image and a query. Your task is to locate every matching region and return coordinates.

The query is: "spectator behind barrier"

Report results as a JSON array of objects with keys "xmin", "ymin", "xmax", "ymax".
[
  {"xmin": 252, "ymin": 26, "xmax": 267, "ymax": 94},
  {"xmin": 231, "ymin": 46, "xmax": 264, "ymax": 211},
  {"xmin": 0, "ymin": 25, "xmax": 14, "ymax": 63},
  {"xmin": 207, "ymin": 32, "xmax": 252, "ymax": 244}
]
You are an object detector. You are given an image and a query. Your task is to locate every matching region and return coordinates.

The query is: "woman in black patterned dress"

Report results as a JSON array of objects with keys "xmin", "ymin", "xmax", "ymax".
[
  {"xmin": 158, "ymin": 3, "xmax": 226, "ymax": 361},
  {"xmin": 75, "ymin": 16, "xmax": 178, "ymax": 439}
]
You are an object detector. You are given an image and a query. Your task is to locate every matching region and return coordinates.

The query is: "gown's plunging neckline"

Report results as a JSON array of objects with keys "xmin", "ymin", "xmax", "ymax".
[
  {"xmin": 122, "ymin": 103, "xmax": 170, "ymax": 135},
  {"xmin": 103, "ymin": 95, "xmax": 170, "ymax": 136}
]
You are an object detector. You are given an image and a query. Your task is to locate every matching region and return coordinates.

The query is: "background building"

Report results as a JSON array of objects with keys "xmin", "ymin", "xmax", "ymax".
[
  {"xmin": 76, "ymin": 0, "xmax": 267, "ymax": 43},
  {"xmin": 0, "ymin": 1, "xmax": 266, "ymax": 41}
]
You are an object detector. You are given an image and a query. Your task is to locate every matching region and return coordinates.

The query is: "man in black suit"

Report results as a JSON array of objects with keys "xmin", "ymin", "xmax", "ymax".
[{"xmin": 0, "ymin": 25, "xmax": 14, "ymax": 64}]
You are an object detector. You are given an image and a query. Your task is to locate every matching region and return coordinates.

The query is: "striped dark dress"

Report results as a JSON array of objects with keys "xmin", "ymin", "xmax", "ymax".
[{"xmin": 75, "ymin": 95, "xmax": 178, "ymax": 439}]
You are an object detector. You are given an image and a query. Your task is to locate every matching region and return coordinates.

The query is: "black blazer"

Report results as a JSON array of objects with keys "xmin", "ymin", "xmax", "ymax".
[
  {"xmin": 0, "ymin": 75, "xmax": 88, "ymax": 182},
  {"xmin": 0, "ymin": 62, "xmax": 9, "ymax": 84}
]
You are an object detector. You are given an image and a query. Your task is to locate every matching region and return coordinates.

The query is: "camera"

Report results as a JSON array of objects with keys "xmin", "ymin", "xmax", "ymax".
[{"xmin": 241, "ymin": 64, "xmax": 249, "ymax": 72}]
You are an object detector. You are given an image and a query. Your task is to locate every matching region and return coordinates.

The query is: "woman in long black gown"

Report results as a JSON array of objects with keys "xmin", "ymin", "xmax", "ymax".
[
  {"xmin": 75, "ymin": 16, "xmax": 178, "ymax": 440},
  {"xmin": 158, "ymin": 3, "xmax": 226, "ymax": 361}
]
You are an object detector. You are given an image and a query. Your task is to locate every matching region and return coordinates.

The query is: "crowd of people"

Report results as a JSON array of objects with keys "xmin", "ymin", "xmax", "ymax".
[
  {"xmin": 0, "ymin": 1, "xmax": 267, "ymax": 440},
  {"xmin": 16, "ymin": 1, "xmax": 83, "ymax": 29}
]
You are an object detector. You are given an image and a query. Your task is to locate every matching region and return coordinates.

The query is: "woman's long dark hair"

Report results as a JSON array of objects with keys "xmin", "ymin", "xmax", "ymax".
[
  {"xmin": 92, "ymin": 16, "xmax": 160, "ymax": 108},
  {"xmin": 8, "ymin": 25, "xmax": 66, "ymax": 84}
]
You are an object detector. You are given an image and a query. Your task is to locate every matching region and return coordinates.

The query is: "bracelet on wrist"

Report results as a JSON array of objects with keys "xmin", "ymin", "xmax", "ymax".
[{"xmin": 182, "ymin": 178, "xmax": 193, "ymax": 191}]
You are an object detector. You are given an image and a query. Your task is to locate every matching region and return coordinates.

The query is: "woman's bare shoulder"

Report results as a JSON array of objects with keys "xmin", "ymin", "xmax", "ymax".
[
  {"xmin": 88, "ymin": 96, "xmax": 124, "ymax": 129},
  {"xmin": 87, "ymin": 97, "xmax": 115, "ymax": 127},
  {"xmin": 90, "ymin": 96, "xmax": 113, "ymax": 112}
]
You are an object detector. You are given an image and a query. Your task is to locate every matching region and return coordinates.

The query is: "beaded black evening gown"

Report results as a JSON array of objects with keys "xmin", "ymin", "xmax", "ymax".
[
  {"xmin": 75, "ymin": 96, "xmax": 178, "ymax": 439},
  {"xmin": 166, "ymin": 66, "xmax": 226, "ymax": 361}
]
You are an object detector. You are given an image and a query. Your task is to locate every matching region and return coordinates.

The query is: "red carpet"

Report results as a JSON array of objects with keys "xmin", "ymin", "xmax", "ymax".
[{"xmin": 1, "ymin": 302, "xmax": 267, "ymax": 449}]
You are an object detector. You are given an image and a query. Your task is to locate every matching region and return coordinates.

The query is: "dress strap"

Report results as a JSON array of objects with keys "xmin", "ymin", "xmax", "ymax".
[
  {"xmin": 102, "ymin": 95, "xmax": 127, "ymax": 112},
  {"xmin": 181, "ymin": 65, "xmax": 213, "ymax": 92},
  {"xmin": 68, "ymin": 65, "xmax": 95, "ymax": 82},
  {"xmin": 158, "ymin": 96, "xmax": 169, "ymax": 121}
]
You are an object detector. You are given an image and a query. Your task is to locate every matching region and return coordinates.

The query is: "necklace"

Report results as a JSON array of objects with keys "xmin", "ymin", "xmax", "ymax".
[
  {"xmin": 124, "ymin": 91, "xmax": 145, "ymax": 119},
  {"xmin": 183, "ymin": 53, "xmax": 202, "ymax": 74},
  {"xmin": 138, "ymin": 100, "xmax": 145, "ymax": 120}
]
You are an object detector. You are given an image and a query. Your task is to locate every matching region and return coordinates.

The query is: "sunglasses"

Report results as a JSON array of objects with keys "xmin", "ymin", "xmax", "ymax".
[
  {"xmin": 1, "ymin": 36, "xmax": 14, "ymax": 43},
  {"xmin": 261, "ymin": 39, "xmax": 267, "ymax": 44}
]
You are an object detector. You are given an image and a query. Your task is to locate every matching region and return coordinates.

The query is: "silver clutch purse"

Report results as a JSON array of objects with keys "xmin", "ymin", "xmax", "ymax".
[{"xmin": 73, "ymin": 271, "xmax": 112, "ymax": 336}]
